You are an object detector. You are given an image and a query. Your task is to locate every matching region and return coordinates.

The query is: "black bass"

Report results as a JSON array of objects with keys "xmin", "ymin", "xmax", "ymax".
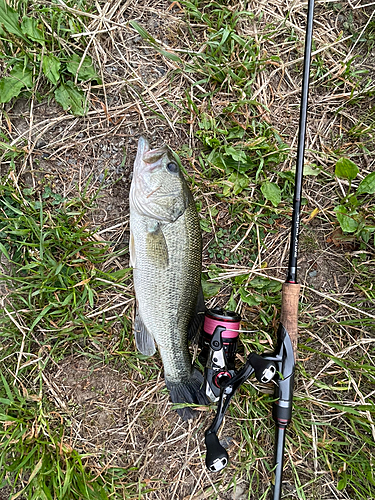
[{"xmin": 129, "ymin": 137, "xmax": 208, "ymax": 420}]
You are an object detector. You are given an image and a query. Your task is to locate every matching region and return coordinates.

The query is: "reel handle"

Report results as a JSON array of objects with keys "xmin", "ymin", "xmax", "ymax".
[
  {"xmin": 204, "ymin": 350, "xmax": 278, "ymax": 473},
  {"xmin": 205, "ymin": 431, "xmax": 229, "ymax": 472}
]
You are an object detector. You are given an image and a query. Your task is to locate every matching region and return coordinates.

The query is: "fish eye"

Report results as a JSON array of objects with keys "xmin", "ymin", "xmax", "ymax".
[{"xmin": 166, "ymin": 162, "xmax": 179, "ymax": 173}]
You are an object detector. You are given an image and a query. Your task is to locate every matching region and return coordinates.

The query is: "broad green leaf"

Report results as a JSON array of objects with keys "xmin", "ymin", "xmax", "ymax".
[
  {"xmin": 227, "ymin": 172, "xmax": 249, "ymax": 195},
  {"xmin": 347, "ymin": 194, "xmax": 359, "ymax": 207},
  {"xmin": 224, "ymin": 146, "xmax": 247, "ymax": 163},
  {"xmin": 261, "ymin": 181, "xmax": 281, "ymax": 207},
  {"xmin": 0, "ymin": 64, "xmax": 32, "ymax": 103},
  {"xmin": 239, "ymin": 287, "xmax": 262, "ymax": 306},
  {"xmin": 334, "ymin": 205, "xmax": 359, "ymax": 233},
  {"xmin": 337, "ymin": 475, "xmax": 347, "ymax": 491},
  {"xmin": 42, "ymin": 54, "xmax": 61, "ymax": 85},
  {"xmin": 249, "ymin": 277, "xmax": 282, "ymax": 292},
  {"xmin": 200, "ymin": 217, "xmax": 211, "ymax": 232},
  {"xmin": 54, "ymin": 81, "xmax": 87, "ymax": 115},
  {"xmin": 336, "ymin": 213, "xmax": 358, "ymax": 233},
  {"xmin": 233, "ymin": 175, "xmax": 249, "ymax": 195},
  {"xmin": 21, "ymin": 17, "xmax": 44, "ymax": 44},
  {"xmin": 227, "ymin": 127, "xmax": 245, "ymax": 140},
  {"xmin": 10, "ymin": 64, "xmax": 33, "ymax": 87},
  {"xmin": 335, "ymin": 157, "xmax": 359, "ymax": 180},
  {"xmin": 0, "ymin": 77, "xmax": 24, "ymax": 103},
  {"xmin": 201, "ymin": 274, "xmax": 221, "ymax": 299},
  {"xmin": 0, "ymin": 0, "xmax": 24, "ymax": 39},
  {"xmin": 357, "ymin": 171, "xmax": 375, "ymax": 195},
  {"xmin": 303, "ymin": 163, "xmax": 320, "ymax": 176},
  {"xmin": 226, "ymin": 294, "xmax": 237, "ymax": 311},
  {"xmin": 66, "ymin": 53, "xmax": 100, "ymax": 82},
  {"xmin": 291, "ymin": 163, "xmax": 319, "ymax": 176}
]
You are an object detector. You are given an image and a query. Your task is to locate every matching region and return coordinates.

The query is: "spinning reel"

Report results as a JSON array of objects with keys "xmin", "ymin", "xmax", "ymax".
[{"xmin": 200, "ymin": 308, "xmax": 295, "ymax": 476}]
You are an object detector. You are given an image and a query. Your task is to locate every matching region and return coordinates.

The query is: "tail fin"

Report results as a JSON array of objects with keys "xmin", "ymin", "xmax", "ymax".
[{"xmin": 165, "ymin": 369, "xmax": 209, "ymax": 421}]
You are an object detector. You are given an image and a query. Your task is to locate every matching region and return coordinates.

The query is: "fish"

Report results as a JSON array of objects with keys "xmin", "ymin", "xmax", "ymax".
[{"xmin": 129, "ymin": 136, "xmax": 208, "ymax": 420}]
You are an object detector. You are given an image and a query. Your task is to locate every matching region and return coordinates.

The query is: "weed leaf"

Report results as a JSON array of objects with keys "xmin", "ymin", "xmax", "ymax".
[
  {"xmin": 0, "ymin": 0, "xmax": 24, "ymax": 39},
  {"xmin": 357, "ymin": 171, "xmax": 375, "ymax": 195},
  {"xmin": 304, "ymin": 164, "xmax": 320, "ymax": 176},
  {"xmin": 42, "ymin": 55, "xmax": 61, "ymax": 85},
  {"xmin": 0, "ymin": 77, "xmax": 23, "ymax": 103},
  {"xmin": 335, "ymin": 157, "xmax": 359, "ymax": 180},
  {"xmin": 261, "ymin": 181, "xmax": 281, "ymax": 207},
  {"xmin": 239, "ymin": 287, "xmax": 262, "ymax": 306},
  {"xmin": 0, "ymin": 242, "xmax": 10, "ymax": 260},
  {"xmin": 1, "ymin": 373, "xmax": 14, "ymax": 403},
  {"xmin": 10, "ymin": 64, "xmax": 33, "ymax": 87},
  {"xmin": 201, "ymin": 274, "xmax": 221, "ymax": 299},
  {"xmin": 334, "ymin": 205, "xmax": 359, "ymax": 233},
  {"xmin": 66, "ymin": 54, "xmax": 100, "ymax": 82},
  {"xmin": 0, "ymin": 64, "xmax": 33, "ymax": 103},
  {"xmin": 225, "ymin": 146, "xmax": 247, "ymax": 163},
  {"xmin": 21, "ymin": 17, "xmax": 44, "ymax": 44},
  {"xmin": 27, "ymin": 457, "xmax": 43, "ymax": 484},
  {"xmin": 130, "ymin": 20, "xmax": 157, "ymax": 44},
  {"xmin": 54, "ymin": 81, "xmax": 87, "ymax": 115},
  {"xmin": 30, "ymin": 304, "xmax": 53, "ymax": 331}
]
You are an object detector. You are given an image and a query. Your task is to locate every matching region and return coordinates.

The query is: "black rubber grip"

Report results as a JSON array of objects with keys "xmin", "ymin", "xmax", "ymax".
[{"xmin": 205, "ymin": 432, "xmax": 229, "ymax": 472}]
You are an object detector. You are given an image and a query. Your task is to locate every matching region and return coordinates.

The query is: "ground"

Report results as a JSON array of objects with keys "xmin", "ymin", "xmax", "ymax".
[{"xmin": 0, "ymin": 0, "xmax": 374, "ymax": 499}]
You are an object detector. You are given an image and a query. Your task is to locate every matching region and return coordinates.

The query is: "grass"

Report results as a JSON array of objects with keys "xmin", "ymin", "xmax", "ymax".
[
  {"xmin": 0, "ymin": 0, "xmax": 374, "ymax": 499},
  {"xmin": 0, "ymin": 175, "xmax": 146, "ymax": 498}
]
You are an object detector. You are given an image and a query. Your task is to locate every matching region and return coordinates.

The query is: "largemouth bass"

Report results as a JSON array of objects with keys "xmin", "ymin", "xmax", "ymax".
[{"xmin": 129, "ymin": 137, "xmax": 208, "ymax": 420}]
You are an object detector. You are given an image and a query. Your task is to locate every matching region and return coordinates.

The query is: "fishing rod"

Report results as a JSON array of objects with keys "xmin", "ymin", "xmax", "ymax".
[{"xmin": 199, "ymin": 0, "xmax": 315, "ymax": 498}]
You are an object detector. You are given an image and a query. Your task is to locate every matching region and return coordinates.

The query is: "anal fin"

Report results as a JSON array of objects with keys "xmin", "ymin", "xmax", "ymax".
[{"xmin": 134, "ymin": 312, "xmax": 156, "ymax": 356}]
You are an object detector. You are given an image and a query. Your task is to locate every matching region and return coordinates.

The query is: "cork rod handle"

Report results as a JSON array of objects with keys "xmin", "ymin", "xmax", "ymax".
[{"xmin": 280, "ymin": 283, "xmax": 300, "ymax": 359}]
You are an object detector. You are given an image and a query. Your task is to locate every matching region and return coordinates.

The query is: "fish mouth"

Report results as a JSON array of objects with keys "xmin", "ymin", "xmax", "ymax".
[
  {"xmin": 135, "ymin": 136, "xmax": 168, "ymax": 172},
  {"xmin": 134, "ymin": 136, "xmax": 150, "ymax": 172}
]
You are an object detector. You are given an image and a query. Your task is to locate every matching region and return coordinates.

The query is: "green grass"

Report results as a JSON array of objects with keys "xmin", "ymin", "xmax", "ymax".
[{"xmin": 0, "ymin": 176, "xmax": 146, "ymax": 499}]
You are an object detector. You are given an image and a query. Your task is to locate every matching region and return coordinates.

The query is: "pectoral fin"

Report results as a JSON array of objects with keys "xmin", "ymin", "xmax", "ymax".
[
  {"xmin": 134, "ymin": 312, "xmax": 156, "ymax": 356},
  {"xmin": 146, "ymin": 225, "xmax": 169, "ymax": 269}
]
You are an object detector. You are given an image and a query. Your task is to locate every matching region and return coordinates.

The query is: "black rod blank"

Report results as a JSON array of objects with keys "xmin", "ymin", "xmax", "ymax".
[{"xmin": 286, "ymin": 0, "xmax": 315, "ymax": 284}]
